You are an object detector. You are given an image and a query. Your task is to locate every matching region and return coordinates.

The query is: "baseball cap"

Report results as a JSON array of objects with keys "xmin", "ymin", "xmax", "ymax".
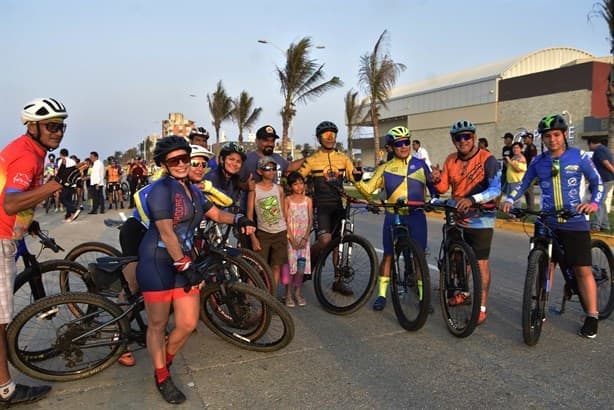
[
  {"xmin": 503, "ymin": 132, "xmax": 513, "ymax": 139},
  {"xmin": 256, "ymin": 125, "xmax": 279, "ymax": 140},
  {"xmin": 257, "ymin": 156, "xmax": 278, "ymax": 169}
]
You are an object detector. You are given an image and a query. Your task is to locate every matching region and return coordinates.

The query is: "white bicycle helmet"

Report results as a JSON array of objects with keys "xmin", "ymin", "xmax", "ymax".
[
  {"xmin": 21, "ymin": 98, "xmax": 68, "ymax": 124},
  {"xmin": 190, "ymin": 144, "xmax": 213, "ymax": 161}
]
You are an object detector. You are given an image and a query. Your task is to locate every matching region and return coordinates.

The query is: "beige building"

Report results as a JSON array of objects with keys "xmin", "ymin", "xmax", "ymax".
[{"xmin": 354, "ymin": 47, "xmax": 611, "ymax": 167}]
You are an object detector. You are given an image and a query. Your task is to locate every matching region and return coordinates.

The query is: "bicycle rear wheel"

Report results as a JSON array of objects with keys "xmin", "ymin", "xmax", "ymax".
[
  {"xmin": 200, "ymin": 282, "xmax": 294, "ymax": 352},
  {"xmin": 121, "ymin": 182, "xmax": 130, "ymax": 202},
  {"xmin": 391, "ymin": 238, "xmax": 431, "ymax": 331},
  {"xmin": 7, "ymin": 292, "xmax": 129, "ymax": 382},
  {"xmin": 313, "ymin": 234, "xmax": 378, "ymax": 315},
  {"xmin": 522, "ymin": 248, "xmax": 549, "ymax": 346},
  {"xmin": 439, "ymin": 240, "xmax": 481, "ymax": 338},
  {"xmin": 591, "ymin": 239, "xmax": 614, "ymax": 319}
]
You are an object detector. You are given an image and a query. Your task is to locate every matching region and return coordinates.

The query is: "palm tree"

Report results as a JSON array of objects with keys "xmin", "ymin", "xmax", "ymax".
[
  {"xmin": 358, "ymin": 30, "xmax": 406, "ymax": 165},
  {"xmin": 344, "ymin": 89, "xmax": 365, "ymax": 159},
  {"xmin": 593, "ymin": 0, "xmax": 614, "ymax": 153},
  {"xmin": 231, "ymin": 91, "xmax": 262, "ymax": 144},
  {"xmin": 276, "ymin": 37, "xmax": 343, "ymax": 156},
  {"xmin": 207, "ymin": 80, "xmax": 233, "ymax": 155}
]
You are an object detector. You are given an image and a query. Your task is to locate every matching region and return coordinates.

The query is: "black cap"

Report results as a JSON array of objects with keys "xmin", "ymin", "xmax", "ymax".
[
  {"xmin": 503, "ymin": 132, "xmax": 513, "ymax": 139},
  {"xmin": 256, "ymin": 125, "xmax": 279, "ymax": 139}
]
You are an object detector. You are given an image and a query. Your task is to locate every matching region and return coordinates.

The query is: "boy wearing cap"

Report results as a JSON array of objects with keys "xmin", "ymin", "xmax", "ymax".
[{"xmin": 247, "ymin": 156, "xmax": 288, "ymax": 296}]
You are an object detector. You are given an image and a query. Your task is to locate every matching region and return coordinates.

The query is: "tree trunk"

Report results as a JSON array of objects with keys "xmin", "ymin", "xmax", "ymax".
[
  {"xmin": 238, "ymin": 126, "xmax": 244, "ymax": 145},
  {"xmin": 371, "ymin": 106, "xmax": 380, "ymax": 166},
  {"xmin": 282, "ymin": 116, "xmax": 290, "ymax": 157},
  {"xmin": 347, "ymin": 126, "xmax": 353, "ymax": 160}
]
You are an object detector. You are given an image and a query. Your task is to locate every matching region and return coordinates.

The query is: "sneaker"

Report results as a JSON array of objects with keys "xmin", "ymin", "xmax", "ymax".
[
  {"xmin": 578, "ymin": 316, "xmax": 598, "ymax": 339},
  {"xmin": 285, "ymin": 296, "xmax": 295, "ymax": 308},
  {"xmin": 296, "ymin": 295, "xmax": 307, "ymax": 307},
  {"xmin": 70, "ymin": 209, "xmax": 81, "ymax": 221},
  {"xmin": 0, "ymin": 384, "xmax": 51, "ymax": 408},
  {"xmin": 477, "ymin": 311, "xmax": 487, "ymax": 325},
  {"xmin": 332, "ymin": 280, "xmax": 354, "ymax": 296},
  {"xmin": 156, "ymin": 376, "xmax": 186, "ymax": 404},
  {"xmin": 118, "ymin": 351, "xmax": 136, "ymax": 366},
  {"xmin": 372, "ymin": 296, "xmax": 386, "ymax": 311},
  {"xmin": 448, "ymin": 292, "xmax": 471, "ymax": 306}
]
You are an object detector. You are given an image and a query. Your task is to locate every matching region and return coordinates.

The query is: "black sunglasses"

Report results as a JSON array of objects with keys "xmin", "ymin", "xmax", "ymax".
[
  {"xmin": 393, "ymin": 139, "xmax": 410, "ymax": 148},
  {"xmin": 165, "ymin": 153, "xmax": 190, "ymax": 167},
  {"xmin": 453, "ymin": 133, "xmax": 473, "ymax": 142},
  {"xmin": 261, "ymin": 165, "xmax": 277, "ymax": 171},
  {"xmin": 43, "ymin": 122, "xmax": 67, "ymax": 133}
]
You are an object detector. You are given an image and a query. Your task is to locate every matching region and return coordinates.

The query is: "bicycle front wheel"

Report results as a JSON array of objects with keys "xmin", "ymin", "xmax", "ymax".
[
  {"xmin": 439, "ymin": 240, "xmax": 481, "ymax": 338},
  {"xmin": 7, "ymin": 292, "xmax": 129, "ymax": 382},
  {"xmin": 13, "ymin": 260, "xmax": 94, "ymax": 314},
  {"xmin": 121, "ymin": 182, "xmax": 130, "ymax": 201},
  {"xmin": 230, "ymin": 247, "xmax": 274, "ymax": 294},
  {"xmin": 313, "ymin": 234, "xmax": 378, "ymax": 315},
  {"xmin": 391, "ymin": 238, "xmax": 431, "ymax": 331},
  {"xmin": 200, "ymin": 282, "xmax": 294, "ymax": 352},
  {"xmin": 522, "ymin": 248, "xmax": 549, "ymax": 346},
  {"xmin": 591, "ymin": 239, "xmax": 614, "ymax": 319}
]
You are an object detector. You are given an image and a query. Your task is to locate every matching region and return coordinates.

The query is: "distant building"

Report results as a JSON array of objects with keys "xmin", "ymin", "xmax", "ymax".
[
  {"xmin": 162, "ymin": 113, "xmax": 195, "ymax": 137},
  {"xmin": 353, "ymin": 47, "xmax": 611, "ymax": 166}
]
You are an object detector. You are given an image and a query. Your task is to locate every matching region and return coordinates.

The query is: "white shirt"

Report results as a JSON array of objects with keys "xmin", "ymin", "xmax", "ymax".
[
  {"xmin": 90, "ymin": 159, "xmax": 105, "ymax": 186},
  {"xmin": 414, "ymin": 146, "xmax": 431, "ymax": 168}
]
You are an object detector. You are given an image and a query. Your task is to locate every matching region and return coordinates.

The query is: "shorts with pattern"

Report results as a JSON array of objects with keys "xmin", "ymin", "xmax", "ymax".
[{"xmin": 0, "ymin": 240, "xmax": 17, "ymax": 324}]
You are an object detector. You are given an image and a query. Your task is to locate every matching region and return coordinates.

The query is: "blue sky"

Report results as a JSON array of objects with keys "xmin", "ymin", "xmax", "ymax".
[{"xmin": 0, "ymin": 0, "xmax": 610, "ymax": 160}]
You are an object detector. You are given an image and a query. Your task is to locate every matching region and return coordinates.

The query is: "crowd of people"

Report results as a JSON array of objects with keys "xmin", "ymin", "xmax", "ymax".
[{"xmin": 0, "ymin": 97, "xmax": 608, "ymax": 406}]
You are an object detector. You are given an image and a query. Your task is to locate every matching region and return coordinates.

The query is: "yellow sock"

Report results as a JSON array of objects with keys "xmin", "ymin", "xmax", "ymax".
[{"xmin": 378, "ymin": 276, "xmax": 390, "ymax": 298}]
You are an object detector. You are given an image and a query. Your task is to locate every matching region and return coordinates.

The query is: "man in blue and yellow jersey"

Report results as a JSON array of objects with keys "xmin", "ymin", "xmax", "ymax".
[
  {"xmin": 356, "ymin": 126, "xmax": 437, "ymax": 311},
  {"xmin": 503, "ymin": 114, "xmax": 602, "ymax": 339}
]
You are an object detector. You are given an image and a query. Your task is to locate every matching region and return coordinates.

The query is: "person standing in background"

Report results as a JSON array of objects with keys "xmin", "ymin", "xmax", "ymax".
[{"xmin": 88, "ymin": 151, "xmax": 105, "ymax": 214}]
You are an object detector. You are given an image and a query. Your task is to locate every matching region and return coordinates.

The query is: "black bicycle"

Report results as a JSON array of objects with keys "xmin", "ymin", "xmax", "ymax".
[
  {"xmin": 509, "ymin": 208, "xmax": 614, "ymax": 346},
  {"xmin": 311, "ymin": 191, "xmax": 378, "ymax": 315},
  {"xmin": 427, "ymin": 199, "xmax": 493, "ymax": 338},
  {"xmin": 6, "ymin": 252, "xmax": 294, "ymax": 381},
  {"xmin": 369, "ymin": 198, "xmax": 431, "ymax": 331}
]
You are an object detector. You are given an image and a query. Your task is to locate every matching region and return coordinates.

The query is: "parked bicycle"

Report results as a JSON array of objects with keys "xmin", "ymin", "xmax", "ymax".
[
  {"xmin": 368, "ymin": 198, "xmax": 431, "ymax": 331},
  {"xmin": 426, "ymin": 198, "xmax": 494, "ymax": 338},
  {"xmin": 311, "ymin": 187, "xmax": 378, "ymax": 315},
  {"xmin": 509, "ymin": 207, "xmax": 614, "ymax": 346},
  {"xmin": 6, "ymin": 251, "xmax": 295, "ymax": 382}
]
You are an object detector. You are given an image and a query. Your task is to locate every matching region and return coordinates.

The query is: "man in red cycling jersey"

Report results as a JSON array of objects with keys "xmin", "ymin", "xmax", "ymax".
[
  {"xmin": 0, "ymin": 98, "xmax": 84, "ymax": 406},
  {"xmin": 430, "ymin": 119, "xmax": 501, "ymax": 325}
]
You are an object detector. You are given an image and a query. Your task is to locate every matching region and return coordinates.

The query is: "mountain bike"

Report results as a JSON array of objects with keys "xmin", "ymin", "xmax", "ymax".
[
  {"xmin": 509, "ymin": 207, "xmax": 614, "ymax": 346},
  {"xmin": 311, "ymin": 188, "xmax": 378, "ymax": 315},
  {"xmin": 369, "ymin": 198, "xmax": 431, "ymax": 331},
  {"xmin": 426, "ymin": 199, "xmax": 493, "ymax": 338},
  {"xmin": 6, "ymin": 253, "xmax": 294, "ymax": 381}
]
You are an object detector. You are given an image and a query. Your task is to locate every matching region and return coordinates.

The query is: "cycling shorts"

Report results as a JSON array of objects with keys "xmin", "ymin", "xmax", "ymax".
[
  {"xmin": 136, "ymin": 246, "xmax": 193, "ymax": 295},
  {"xmin": 552, "ymin": 230, "xmax": 591, "ymax": 267},
  {"xmin": 107, "ymin": 182, "xmax": 121, "ymax": 192},
  {"xmin": 315, "ymin": 204, "xmax": 345, "ymax": 237},
  {"xmin": 119, "ymin": 217, "xmax": 147, "ymax": 257},
  {"xmin": 462, "ymin": 228, "xmax": 494, "ymax": 260},
  {"xmin": 382, "ymin": 212, "xmax": 427, "ymax": 255}
]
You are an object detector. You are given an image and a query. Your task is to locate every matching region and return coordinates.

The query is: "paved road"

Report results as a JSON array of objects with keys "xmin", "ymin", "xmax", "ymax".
[{"xmin": 13, "ymin": 208, "xmax": 614, "ymax": 409}]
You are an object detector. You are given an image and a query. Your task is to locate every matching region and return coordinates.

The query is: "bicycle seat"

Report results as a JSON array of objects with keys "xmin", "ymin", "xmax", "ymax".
[{"xmin": 94, "ymin": 256, "xmax": 138, "ymax": 272}]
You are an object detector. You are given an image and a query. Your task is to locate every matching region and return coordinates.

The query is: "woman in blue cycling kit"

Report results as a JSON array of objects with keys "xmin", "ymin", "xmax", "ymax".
[{"xmin": 138, "ymin": 136, "xmax": 255, "ymax": 404}]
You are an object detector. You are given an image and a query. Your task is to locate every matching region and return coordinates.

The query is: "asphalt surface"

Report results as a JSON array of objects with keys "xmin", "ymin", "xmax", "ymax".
[{"xmin": 12, "ymin": 207, "xmax": 614, "ymax": 409}]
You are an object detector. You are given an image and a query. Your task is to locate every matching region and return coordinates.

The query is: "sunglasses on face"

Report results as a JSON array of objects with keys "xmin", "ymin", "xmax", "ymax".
[
  {"xmin": 165, "ymin": 154, "xmax": 190, "ymax": 167},
  {"xmin": 261, "ymin": 165, "xmax": 277, "ymax": 171},
  {"xmin": 393, "ymin": 139, "xmax": 410, "ymax": 148},
  {"xmin": 453, "ymin": 133, "xmax": 473, "ymax": 143},
  {"xmin": 190, "ymin": 161, "xmax": 207, "ymax": 169},
  {"xmin": 320, "ymin": 131, "xmax": 336, "ymax": 139},
  {"xmin": 43, "ymin": 122, "xmax": 67, "ymax": 133},
  {"xmin": 551, "ymin": 159, "xmax": 560, "ymax": 177}
]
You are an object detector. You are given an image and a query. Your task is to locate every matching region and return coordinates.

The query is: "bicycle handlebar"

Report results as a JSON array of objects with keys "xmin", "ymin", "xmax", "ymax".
[
  {"xmin": 509, "ymin": 207, "xmax": 576, "ymax": 220},
  {"xmin": 27, "ymin": 221, "xmax": 63, "ymax": 253}
]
